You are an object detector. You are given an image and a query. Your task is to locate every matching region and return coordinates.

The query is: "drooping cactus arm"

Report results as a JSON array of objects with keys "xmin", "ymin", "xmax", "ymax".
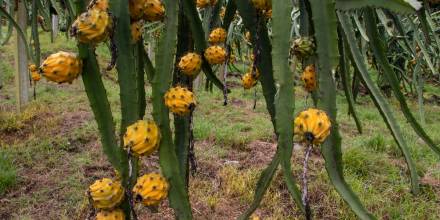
[
  {"xmin": 272, "ymin": 0, "xmax": 304, "ymax": 216},
  {"xmin": 151, "ymin": 0, "xmax": 193, "ymax": 218},
  {"xmin": 182, "ymin": 0, "xmax": 226, "ymax": 92},
  {"xmin": 308, "ymin": 0, "xmax": 377, "ymax": 219},
  {"xmin": 72, "ymin": 0, "xmax": 131, "ymax": 218},
  {"xmin": 109, "ymin": 0, "xmax": 140, "ymax": 133}
]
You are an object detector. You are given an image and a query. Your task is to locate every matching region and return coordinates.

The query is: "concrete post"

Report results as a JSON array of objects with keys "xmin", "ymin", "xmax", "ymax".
[
  {"xmin": 52, "ymin": 14, "xmax": 58, "ymax": 39},
  {"xmin": 15, "ymin": 0, "xmax": 29, "ymax": 112}
]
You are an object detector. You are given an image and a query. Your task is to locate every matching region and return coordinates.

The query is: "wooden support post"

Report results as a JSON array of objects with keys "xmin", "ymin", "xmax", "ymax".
[{"xmin": 15, "ymin": 0, "xmax": 29, "ymax": 112}]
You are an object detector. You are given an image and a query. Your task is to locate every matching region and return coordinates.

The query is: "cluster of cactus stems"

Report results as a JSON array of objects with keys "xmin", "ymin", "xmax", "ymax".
[{"xmin": 2, "ymin": 0, "xmax": 440, "ymax": 219}]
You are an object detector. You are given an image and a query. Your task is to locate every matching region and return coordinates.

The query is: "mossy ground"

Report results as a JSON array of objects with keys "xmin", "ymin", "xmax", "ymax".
[{"xmin": 0, "ymin": 32, "xmax": 439, "ymax": 219}]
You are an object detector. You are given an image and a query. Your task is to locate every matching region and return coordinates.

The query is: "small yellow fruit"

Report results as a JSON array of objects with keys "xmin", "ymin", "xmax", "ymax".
[
  {"xmin": 178, "ymin": 52, "xmax": 202, "ymax": 77},
  {"xmin": 29, "ymin": 64, "xmax": 41, "ymax": 81},
  {"xmin": 71, "ymin": 9, "xmax": 112, "ymax": 44},
  {"xmin": 39, "ymin": 51, "xmax": 83, "ymax": 84},
  {"xmin": 196, "ymin": 0, "xmax": 217, "ymax": 8},
  {"xmin": 251, "ymin": 0, "xmax": 271, "ymax": 11},
  {"xmin": 208, "ymin": 27, "xmax": 227, "ymax": 44},
  {"xmin": 88, "ymin": 0, "xmax": 109, "ymax": 11},
  {"xmin": 300, "ymin": 64, "xmax": 316, "ymax": 92},
  {"xmin": 294, "ymin": 108, "xmax": 331, "ymax": 145},
  {"xmin": 31, "ymin": 71, "xmax": 41, "ymax": 82},
  {"xmin": 144, "ymin": 0, "xmax": 165, "ymax": 21},
  {"xmin": 242, "ymin": 73, "xmax": 258, "ymax": 89},
  {"xmin": 129, "ymin": 0, "xmax": 165, "ymax": 22},
  {"xmin": 123, "ymin": 120, "xmax": 160, "ymax": 157},
  {"xmin": 196, "ymin": 0, "xmax": 210, "ymax": 8},
  {"xmin": 88, "ymin": 178, "xmax": 124, "ymax": 209},
  {"xmin": 29, "ymin": 64, "xmax": 38, "ymax": 72},
  {"xmin": 204, "ymin": 45, "xmax": 226, "ymax": 65},
  {"xmin": 131, "ymin": 21, "xmax": 143, "ymax": 43},
  {"xmin": 242, "ymin": 68, "xmax": 260, "ymax": 89},
  {"xmin": 164, "ymin": 86, "xmax": 196, "ymax": 116},
  {"xmin": 129, "ymin": 0, "xmax": 145, "ymax": 20},
  {"xmin": 133, "ymin": 173, "xmax": 169, "ymax": 206},
  {"xmin": 96, "ymin": 209, "xmax": 125, "ymax": 220}
]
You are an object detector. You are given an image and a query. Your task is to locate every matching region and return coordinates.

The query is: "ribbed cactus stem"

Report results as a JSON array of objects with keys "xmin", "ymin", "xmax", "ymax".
[
  {"xmin": 150, "ymin": 0, "xmax": 193, "ymax": 218},
  {"xmin": 73, "ymin": 0, "xmax": 131, "ymax": 218},
  {"xmin": 272, "ymin": 0, "xmax": 305, "ymax": 216},
  {"xmin": 311, "ymin": 2, "xmax": 375, "ymax": 219}
]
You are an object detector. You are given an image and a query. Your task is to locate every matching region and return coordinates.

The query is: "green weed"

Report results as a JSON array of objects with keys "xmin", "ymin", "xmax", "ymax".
[{"xmin": 0, "ymin": 151, "xmax": 17, "ymax": 195}]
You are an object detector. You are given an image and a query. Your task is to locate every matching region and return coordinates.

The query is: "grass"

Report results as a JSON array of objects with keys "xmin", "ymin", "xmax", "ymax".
[
  {"xmin": 0, "ymin": 150, "xmax": 16, "ymax": 195},
  {"xmin": 0, "ymin": 31, "xmax": 439, "ymax": 219}
]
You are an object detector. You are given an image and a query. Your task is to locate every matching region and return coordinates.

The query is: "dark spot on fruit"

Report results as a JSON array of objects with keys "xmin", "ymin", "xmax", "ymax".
[{"xmin": 136, "ymin": 194, "xmax": 143, "ymax": 202}]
